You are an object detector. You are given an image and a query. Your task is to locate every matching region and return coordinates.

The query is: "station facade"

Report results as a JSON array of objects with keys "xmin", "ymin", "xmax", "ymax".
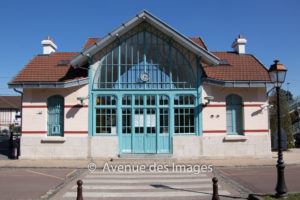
[{"xmin": 9, "ymin": 11, "xmax": 272, "ymax": 159}]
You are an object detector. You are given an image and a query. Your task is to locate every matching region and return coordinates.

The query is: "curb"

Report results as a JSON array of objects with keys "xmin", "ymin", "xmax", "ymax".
[
  {"xmin": 39, "ymin": 169, "xmax": 85, "ymax": 200},
  {"xmin": 248, "ymin": 194, "xmax": 265, "ymax": 200}
]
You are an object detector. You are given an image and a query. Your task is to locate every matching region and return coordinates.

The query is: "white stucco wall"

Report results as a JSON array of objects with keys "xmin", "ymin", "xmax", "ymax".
[
  {"xmin": 20, "ymin": 85, "xmax": 89, "ymax": 159},
  {"xmin": 19, "ymin": 82, "xmax": 271, "ymax": 159},
  {"xmin": 22, "ymin": 85, "xmax": 89, "ymax": 134},
  {"xmin": 200, "ymin": 84, "xmax": 271, "ymax": 158}
]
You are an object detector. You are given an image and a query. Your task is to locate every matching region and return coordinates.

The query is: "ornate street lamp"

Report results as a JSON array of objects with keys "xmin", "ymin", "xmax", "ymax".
[{"xmin": 269, "ymin": 60, "xmax": 288, "ymax": 198}]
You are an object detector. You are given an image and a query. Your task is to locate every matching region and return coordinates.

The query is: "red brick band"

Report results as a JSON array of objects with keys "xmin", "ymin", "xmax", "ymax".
[
  {"xmin": 22, "ymin": 105, "xmax": 88, "ymax": 108},
  {"xmin": 22, "ymin": 131, "xmax": 88, "ymax": 134},
  {"xmin": 203, "ymin": 129, "xmax": 269, "ymax": 133}
]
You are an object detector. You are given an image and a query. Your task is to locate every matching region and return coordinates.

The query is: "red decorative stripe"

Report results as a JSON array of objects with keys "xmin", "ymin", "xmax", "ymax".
[
  {"xmin": 244, "ymin": 129, "xmax": 269, "ymax": 132},
  {"xmin": 204, "ymin": 104, "xmax": 226, "ymax": 107},
  {"xmin": 204, "ymin": 104, "xmax": 263, "ymax": 108},
  {"xmin": 243, "ymin": 104, "xmax": 264, "ymax": 107},
  {"xmin": 22, "ymin": 105, "xmax": 47, "ymax": 108},
  {"xmin": 64, "ymin": 131, "xmax": 88, "ymax": 134},
  {"xmin": 203, "ymin": 130, "xmax": 227, "ymax": 133},
  {"xmin": 22, "ymin": 131, "xmax": 88, "ymax": 134},
  {"xmin": 23, "ymin": 105, "xmax": 88, "ymax": 108},
  {"xmin": 22, "ymin": 131, "xmax": 47, "ymax": 134}
]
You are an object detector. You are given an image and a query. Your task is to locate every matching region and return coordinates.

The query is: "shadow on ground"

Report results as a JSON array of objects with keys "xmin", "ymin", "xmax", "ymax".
[{"xmin": 0, "ymin": 135, "xmax": 9, "ymax": 160}]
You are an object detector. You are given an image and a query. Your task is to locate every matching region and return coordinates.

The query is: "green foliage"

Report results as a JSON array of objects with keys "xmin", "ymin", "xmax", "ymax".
[
  {"xmin": 8, "ymin": 124, "xmax": 21, "ymax": 133},
  {"xmin": 290, "ymin": 111, "xmax": 299, "ymax": 124},
  {"xmin": 270, "ymin": 89, "xmax": 293, "ymax": 149},
  {"xmin": 1, "ymin": 129, "xmax": 9, "ymax": 134},
  {"xmin": 282, "ymin": 90, "xmax": 293, "ymax": 102},
  {"xmin": 264, "ymin": 193, "xmax": 300, "ymax": 200}
]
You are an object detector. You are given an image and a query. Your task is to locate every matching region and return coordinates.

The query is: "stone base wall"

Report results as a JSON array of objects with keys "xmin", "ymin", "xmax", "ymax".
[
  {"xmin": 20, "ymin": 135, "xmax": 118, "ymax": 159},
  {"xmin": 201, "ymin": 133, "xmax": 272, "ymax": 159},
  {"xmin": 20, "ymin": 134, "xmax": 271, "ymax": 160},
  {"xmin": 90, "ymin": 136, "xmax": 118, "ymax": 158},
  {"xmin": 173, "ymin": 134, "xmax": 272, "ymax": 159}
]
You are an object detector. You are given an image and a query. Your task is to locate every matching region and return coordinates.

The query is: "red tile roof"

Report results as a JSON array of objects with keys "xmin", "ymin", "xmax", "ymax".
[
  {"xmin": 0, "ymin": 96, "xmax": 21, "ymax": 109},
  {"xmin": 202, "ymin": 52, "xmax": 270, "ymax": 81},
  {"xmin": 12, "ymin": 52, "xmax": 87, "ymax": 82},
  {"xmin": 189, "ymin": 37, "xmax": 208, "ymax": 50},
  {"xmin": 82, "ymin": 38, "xmax": 102, "ymax": 50},
  {"xmin": 12, "ymin": 38, "xmax": 270, "ymax": 84}
]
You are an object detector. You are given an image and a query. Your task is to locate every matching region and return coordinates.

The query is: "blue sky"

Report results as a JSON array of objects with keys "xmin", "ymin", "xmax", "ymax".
[{"xmin": 0, "ymin": 0, "xmax": 299, "ymax": 97}]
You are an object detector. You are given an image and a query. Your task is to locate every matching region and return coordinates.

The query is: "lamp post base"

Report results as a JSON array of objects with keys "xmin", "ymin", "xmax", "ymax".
[{"xmin": 275, "ymin": 193, "xmax": 288, "ymax": 199}]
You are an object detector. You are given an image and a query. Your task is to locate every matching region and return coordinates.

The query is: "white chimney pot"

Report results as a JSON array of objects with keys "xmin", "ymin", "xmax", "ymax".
[
  {"xmin": 232, "ymin": 35, "xmax": 247, "ymax": 54},
  {"xmin": 41, "ymin": 38, "xmax": 57, "ymax": 54}
]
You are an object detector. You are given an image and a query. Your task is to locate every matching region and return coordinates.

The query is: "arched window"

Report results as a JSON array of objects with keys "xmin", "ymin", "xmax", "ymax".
[
  {"xmin": 92, "ymin": 22, "xmax": 197, "ymax": 90},
  {"xmin": 226, "ymin": 94, "xmax": 243, "ymax": 135},
  {"xmin": 47, "ymin": 95, "xmax": 64, "ymax": 136}
]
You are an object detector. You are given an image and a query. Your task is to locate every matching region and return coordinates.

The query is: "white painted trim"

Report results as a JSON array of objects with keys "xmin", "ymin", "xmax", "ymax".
[{"xmin": 223, "ymin": 135, "xmax": 248, "ymax": 141}]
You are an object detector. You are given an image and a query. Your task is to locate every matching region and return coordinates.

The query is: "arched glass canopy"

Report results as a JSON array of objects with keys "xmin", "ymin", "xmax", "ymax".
[{"xmin": 93, "ymin": 22, "xmax": 197, "ymax": 90}]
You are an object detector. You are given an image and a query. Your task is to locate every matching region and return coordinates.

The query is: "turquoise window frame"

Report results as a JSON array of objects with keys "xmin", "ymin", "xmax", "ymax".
[
  {"xmin": 88, "ymin": 21, "xmax": 204, "ymax": 142},
  {"xmin": 47, "ymin": 95, "xmax": 64, "ymax": 137},
  {"xmin": 174, "ymin": 95, "xmax": 196, "ymax": 135},
  {"xmin": 94, "ymin": 95, "xmax": 117, "ymax": 135},
  {"xmin": 226, "ymin": 94, "xmax": 244, "ymax": 135}
]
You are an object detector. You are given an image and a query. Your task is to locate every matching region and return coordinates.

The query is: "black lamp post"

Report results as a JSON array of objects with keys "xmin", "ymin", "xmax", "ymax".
[{"xmin": 268, "ymin": 60, "xmax": 288, "ymax": 198}]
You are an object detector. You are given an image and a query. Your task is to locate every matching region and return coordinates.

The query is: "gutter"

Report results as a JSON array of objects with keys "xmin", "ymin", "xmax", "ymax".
[
  {"xmin": 203, "ymin": 77, "xmax": 272, "ymax": 88},
  {"xmin": 8, "ymin": 77, "xmax": 89, "ymax": 89},
  {"xmin": 13, "ymin": 89, "xmax": 23, "ymax": 137}
]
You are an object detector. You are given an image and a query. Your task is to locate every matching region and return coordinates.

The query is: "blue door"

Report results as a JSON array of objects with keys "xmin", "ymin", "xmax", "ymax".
[
  {"xmin": 133, "ymin": 108, "xmax": 156, "ymax": 153},
  {"xmin": 120, "ymin": 95, "xmax": 170, "ymax": 154}
]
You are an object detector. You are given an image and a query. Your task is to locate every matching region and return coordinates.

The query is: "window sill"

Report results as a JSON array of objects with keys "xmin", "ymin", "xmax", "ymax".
[
  {"xmin": 223, "ymin": 135, "xmax": 247, "ymax": 142},
  {"xmin": 41, "ymin": 136, "xmax": 65, "ymax": 143}
]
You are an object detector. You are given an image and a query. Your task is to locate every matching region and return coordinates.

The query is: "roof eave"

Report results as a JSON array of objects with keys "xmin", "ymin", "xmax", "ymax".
[
  {"xmin": 71, "ymin": 10, "xmax": 220, "ymax": 68},
  {"xmin": 8, "ymin": 77, "xmax": 89, "ymax": 89},
  {"xmin": 203, "ymin": 77, "xmax": 272, "ymax": 87}
]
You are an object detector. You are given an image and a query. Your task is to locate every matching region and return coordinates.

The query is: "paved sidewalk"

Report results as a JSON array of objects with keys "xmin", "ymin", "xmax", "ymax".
[
  {"xmin": 0, "ymin": 149, "xmax": 299, "ymax": 168},
  {"xmin": 216, "ymin": 165, "xmax": 300, "ymax": 194},
  {"xmin": 52, "ymin": 170, "xmax": 245, "ymax": 200}
]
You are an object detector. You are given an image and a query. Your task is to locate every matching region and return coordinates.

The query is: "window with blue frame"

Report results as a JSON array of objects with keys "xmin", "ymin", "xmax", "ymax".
[
  {"xmin": 95, "ymin": 96, "xmax": 117, "ymax": 134},
  {"xmin": 174, "ymin": 95, "xmax": 195, "ymax": 134},
  {"xmin": 226, "ymin": 94, "xmax": 243, "ymax": 135},
  {"xmin": 47, "ymin": 95, "xmax": 64, "ymax": 136}
]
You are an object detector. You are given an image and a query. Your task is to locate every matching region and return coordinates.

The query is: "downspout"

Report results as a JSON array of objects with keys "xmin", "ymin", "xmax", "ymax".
[
  {"xmin": 13, "ymin": 88, "xmax": 23, "ymax": 136},
  {"xmin": 14, "ymin": 88, "xmax": 23, "ymax": 158}
]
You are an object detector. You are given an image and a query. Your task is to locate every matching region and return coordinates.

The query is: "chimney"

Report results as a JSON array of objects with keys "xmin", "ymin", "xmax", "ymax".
[
  {"xmin": 41, "ymin": 36, "xmax": 57, "ymax": 54},
  {"xmin": 231, "ymin": 34, "xmax": 247, "ymax": 54}
]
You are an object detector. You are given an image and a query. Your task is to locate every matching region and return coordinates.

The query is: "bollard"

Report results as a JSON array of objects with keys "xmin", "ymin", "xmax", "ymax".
[
  {"xmin": 212, "ymin": 177, "xmax": 220, "ymax": 200},
  {"xmin": 76, "ymin": 180, "xmax": 83, "ymax": 200}
]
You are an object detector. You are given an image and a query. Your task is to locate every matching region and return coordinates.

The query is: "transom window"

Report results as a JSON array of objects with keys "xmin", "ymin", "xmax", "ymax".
[{"xmin": 96, "ymin": 95, "xmax": 116, "ymax": 106}]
